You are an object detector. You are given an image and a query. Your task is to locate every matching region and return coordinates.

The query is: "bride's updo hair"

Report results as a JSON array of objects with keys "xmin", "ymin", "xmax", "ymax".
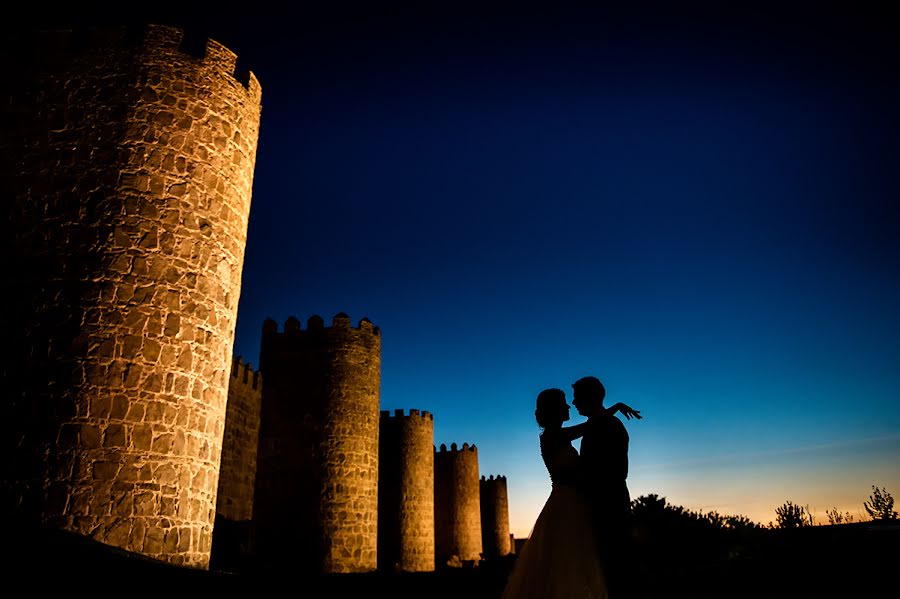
[{"xmin": 535, "ymin": 388, "xmax": 566, "ymax": 429}]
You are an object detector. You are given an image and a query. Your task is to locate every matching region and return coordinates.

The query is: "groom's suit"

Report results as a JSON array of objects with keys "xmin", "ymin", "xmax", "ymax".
[{"xmin": 579, "ymin": 410, "xmax": 631, "ymax": 595}]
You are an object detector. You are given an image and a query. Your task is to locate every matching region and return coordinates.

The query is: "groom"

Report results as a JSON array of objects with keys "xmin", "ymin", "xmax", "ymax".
[{"xmin": 572, "ymin": 376, "xmax": 633, "ymax": 598}]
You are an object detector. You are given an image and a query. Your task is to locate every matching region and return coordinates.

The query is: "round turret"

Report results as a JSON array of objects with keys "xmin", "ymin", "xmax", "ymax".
[
  {"xmin": 1, "ymin": 24, "xmax": 262, "ymax": 568},
  {"xmin": 254, "ymin": 314, "xmax": 381, "ymax": 573},
  {"xmin": 434, "ymin": 443, "xmax": 482, "ymax": 565},
  {"xmin": 378, "ymin": 409, "xmax": 435, "ymax": 572},
  {"xmin": 480, "ymin": 475, "xmax": 511, "ymax": 558}
]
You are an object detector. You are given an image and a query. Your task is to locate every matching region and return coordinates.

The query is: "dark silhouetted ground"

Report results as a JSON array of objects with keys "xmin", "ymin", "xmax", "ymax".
[{"xmin": 8, "ymin": 522, "xmax": 898, "ymax": 598}]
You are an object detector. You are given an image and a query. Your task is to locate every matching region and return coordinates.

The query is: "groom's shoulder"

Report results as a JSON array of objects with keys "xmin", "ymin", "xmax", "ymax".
[{"xmin": 605, "ymin": 412, "xmax": 628, "ymax": 432}]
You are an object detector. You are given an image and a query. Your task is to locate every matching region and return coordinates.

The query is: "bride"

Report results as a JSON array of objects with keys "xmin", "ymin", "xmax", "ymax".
[{"xmin": 500, "ymin": 388, "xmax": 641, "ymax": 599}]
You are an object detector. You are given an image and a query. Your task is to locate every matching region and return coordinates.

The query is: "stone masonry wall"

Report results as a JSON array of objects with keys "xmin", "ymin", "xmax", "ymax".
[
  {"xmin": 209, "ymin": 357, "xmax": 261, "ymax": 571},
  {"xmin": 479, "ymin": 475, "xmax": 511, "ymax": 558},
  {"xmin": 0, "ymin": 25, "xmax": 262, "ymax": 568},
  {"xmin": 215, "ymin": 357, "xmax": 262, "ymax": 523},
  {"xmin": 378, "ymin": 409, "xmax": 435, "ymax": 572},
  {"xmin": 434, "ymin": 443, "xmax": 482, "ymax": 565},
  {"xmin": 255, "ymin": 314, "xmax": 380, "ymax": 573}
]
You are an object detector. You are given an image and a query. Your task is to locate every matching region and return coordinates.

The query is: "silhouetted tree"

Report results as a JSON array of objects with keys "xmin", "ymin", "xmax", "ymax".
[
  {"xmin": 825, "ymin": 507, "xmax": 854, "ymax": 525},
  {"xmin": 630, "ymin": 494, "xmax": 763, "ymax": 565},
  {"xmin": 775, "ymin": 500, "xmax": 814, "ymax": 528},
  {"xmin": 724, "ymin": 514, "xmax": 764, "ymax": 532},
  {"xmin": 863, "ymin": 485, "xmax": 897, "ymax": 521}
]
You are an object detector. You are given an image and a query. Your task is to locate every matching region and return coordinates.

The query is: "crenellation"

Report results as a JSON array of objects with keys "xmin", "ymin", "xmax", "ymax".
[
  {"xmin": 436, "ymin": 441, "xmax": 477, "ymax": 453},
  {"xmin": 202, "ymin": 39, "xmax": 238, "ymax": 76},
  {"xmin": 229, "ymin": 356, "xmax": 261, "ymax": 391},
  {"xmin": 261, "ymin": 314, "xmax": 385, "ymax": 337},
  {"xmin": 24, "ymin": 25, "xmax": 259, "ymax": 96},
  {"xmin": 379, "ymin": 408, "xmax": 434, "ymax": 421},
  {"xmin": 284, "ymin": 316, "xmax": 301, "ymax": 333},
  {"xmin": 332, "ymin": 312, "xmax": 351, "ymax": 328}
]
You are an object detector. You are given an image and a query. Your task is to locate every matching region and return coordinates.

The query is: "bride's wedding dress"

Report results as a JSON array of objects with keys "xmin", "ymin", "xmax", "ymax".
[{"xmin": 501, "ymin": 430, "xmax": 608, "ymax": 599}]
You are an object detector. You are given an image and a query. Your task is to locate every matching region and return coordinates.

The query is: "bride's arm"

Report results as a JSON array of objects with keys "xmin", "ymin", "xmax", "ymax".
[{"xmin": 559, "ymin": 421, "xmax": 591, "ymax": 441}]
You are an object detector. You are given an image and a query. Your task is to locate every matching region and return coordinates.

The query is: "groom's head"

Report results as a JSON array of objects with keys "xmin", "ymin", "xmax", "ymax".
[{"xmin": 572, "ymin": 376, "xmax": 606, "ymax": 417}]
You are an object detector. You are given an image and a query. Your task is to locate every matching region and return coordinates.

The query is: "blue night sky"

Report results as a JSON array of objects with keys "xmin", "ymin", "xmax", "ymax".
[{"xmin": 100, "ymin": 3, "xmax": 900, "ymax": 534}]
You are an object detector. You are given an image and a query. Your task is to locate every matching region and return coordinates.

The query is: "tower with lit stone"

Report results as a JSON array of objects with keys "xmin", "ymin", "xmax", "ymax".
[
  {"xmin": 1, "ymin": 24, "xmax": 262, "ymax": 568},
  {"xmin": 434, "ymin": 442, "xmax": 483, "ymax": 565},
  {"xmin": 254, "ymin": 314, "xmax": 380, "ymax": 573},
  {"xmin": 378, "ymin": 408, "xmax": 435, "ymax": 572}
]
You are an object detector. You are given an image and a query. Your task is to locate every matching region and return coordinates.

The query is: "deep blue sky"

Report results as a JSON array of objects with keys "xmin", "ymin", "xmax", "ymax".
[{"xmin": 52, "ymin": 3, "xmax": 900, "ymax": 532}]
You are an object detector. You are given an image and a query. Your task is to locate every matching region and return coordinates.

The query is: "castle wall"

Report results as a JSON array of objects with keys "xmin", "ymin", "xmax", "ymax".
[
  {"xmin": 210, "ymin": 357, "xmax": 262, "ymax": 570},
  {"xmin": 254, "ymin": 314, "xmax": 380, "ymax": 573},
  {"xmin": 434, "ymin": 443, "xmax": 482, "ymax": 565},
  {"xmin": 479, "ymin": 475, "xmax": 511, "ymax": 558},
  {"xmin": 0, "ymin": 25, "xmax": 262, "ymax": 568},
  {"xmin": 378, "ymin": 409, "xmax": 435, "ymax": 572}
]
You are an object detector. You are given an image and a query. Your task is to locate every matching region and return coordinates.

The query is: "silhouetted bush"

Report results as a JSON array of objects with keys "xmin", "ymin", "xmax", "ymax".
[
  {"xmin": 825, "ymin": 507, "xmax": 854, "ymax": 525},
  {"xmin": 863, "ymin": 485, "xmax": 897, "ymax": 521},
  {"xmin": 774, "ymin": 500, "xmax": 814, "ymax": 528}
]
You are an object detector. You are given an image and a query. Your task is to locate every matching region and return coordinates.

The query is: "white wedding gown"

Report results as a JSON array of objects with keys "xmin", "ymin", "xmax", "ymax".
[{"xmin": 501, "ymin": 430, "xmax": 608, "ymax": 599}]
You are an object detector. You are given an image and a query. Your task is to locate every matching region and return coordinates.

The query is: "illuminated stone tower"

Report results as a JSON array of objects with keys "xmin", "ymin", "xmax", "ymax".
[
  {"xmin": 378, "ymin": 409, "xmax": 435, "ymax": 572},
  {"xmin": 254, "ymin": 314, "xmax": 380, "ymax": 573},
  {"xmin": 210, "ymin": 357, "xmax": 262, "ymax": 571},
  {"xmin": 479, "ymin": 474, "xmax": 511, "ymax": 558},
  {"xmin": 434, "ymin": 442, "xmax": 482, "ymax": 565},
  {"xmin": 1, "ymin": 24, "xmax": 262, "ymax": 568}
]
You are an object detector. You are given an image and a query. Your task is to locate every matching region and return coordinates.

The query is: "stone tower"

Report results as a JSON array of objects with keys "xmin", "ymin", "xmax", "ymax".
[
  {"xmin": 434, "ymin": 443, "xmax": 482, "ymax": 565},
  {"xmin": 254, "ymin": 314, "xmax": 380, "ymax": 573},
  {"xmin": 479, "ymin": 474, "xmax": 511, "ymax": 558},
  {"xmin": 378, "ymin": 409, "xmax": 435, "ymax": 572},
  {"xmin": 0, "ymin": 25, "xmax": 262, "ymax": 568},
  {"xmin": 210, "ymin": 357, "xmax": 262, "ymax": 571}
]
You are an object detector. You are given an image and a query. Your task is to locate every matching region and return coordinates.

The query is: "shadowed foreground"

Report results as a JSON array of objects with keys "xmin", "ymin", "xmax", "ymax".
[{"xmin": 9, "ymin": 522, "xmax": 898, "ymax": 598}]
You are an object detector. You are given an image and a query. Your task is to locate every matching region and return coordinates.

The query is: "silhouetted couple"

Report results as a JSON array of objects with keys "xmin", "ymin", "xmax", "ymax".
[{"xmin": 501, "ymin": 376, "xmax": 641, "ymax": 599}]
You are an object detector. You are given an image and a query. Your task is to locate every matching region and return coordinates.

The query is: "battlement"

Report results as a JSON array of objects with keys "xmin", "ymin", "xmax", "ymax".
[
  {"xmin": 231, "ymin": 356, "xmax": 262, "ymax": 390},
  {"xmin": 436, "ymin": 442, "xmax": 478, "ymax": 453},
  {"xmin": 380, "ymin": 409, "xmax": 433, "ymax": 420},
  {"xmin": 480, "ymin": 475, "xmax": 507, "ymax": 482},
  {"xmin": 262, "ymin": 314, "xmax": 381, "ymax": 337},
  {"xmin": 22, "ymin": 24, "xmax": 261, "ymax": 97}
]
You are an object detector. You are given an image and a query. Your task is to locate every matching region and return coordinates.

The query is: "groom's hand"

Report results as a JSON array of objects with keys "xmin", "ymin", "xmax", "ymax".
[{"xmin": 621, "ymin": 407, "xmax": 642, "ymax": 420}]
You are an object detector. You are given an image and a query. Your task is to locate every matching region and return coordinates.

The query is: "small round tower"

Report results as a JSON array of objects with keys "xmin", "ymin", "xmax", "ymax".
[
  {"xmin": 479, "ymin": 474, "xmax": 511, "ymax": 558},
  {"xmin": 434, "ymin": 442, "xmax": 482, "ymax": 565},
  {"xmin": 1, "ymin": 25, "xmax": 262, "ymax": 568},
  {"xmin": 378, "ymin": 409, "xmax": 435, "ymax": 572},
  {"xmin": 255, "ymin": 314, "xmax": 380, "ymax": 573}
]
